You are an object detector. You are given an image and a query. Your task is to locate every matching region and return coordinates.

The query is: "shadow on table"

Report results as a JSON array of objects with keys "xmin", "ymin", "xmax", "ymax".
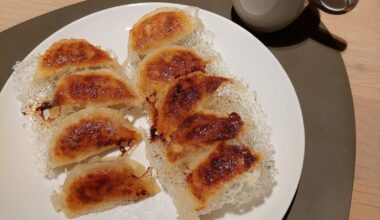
[
  {"xmin": 231, "ymin": 5, "xmax": 347, "ymax": 51},
  {"xmin": 231, "ymin": 3, "xmax": 349, "ymax": 220}
]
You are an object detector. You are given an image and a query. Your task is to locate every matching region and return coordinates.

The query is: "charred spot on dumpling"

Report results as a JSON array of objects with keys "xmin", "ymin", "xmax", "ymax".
[
  {"xmin": 138, "ymin": 46, "xmax": 208, "ymax": 97},
  {"xmin": 52, "ymin": 71, "xmax": 137, "ymax": 107},
  {"xmin": 41, "ymin": 39, "xmax": 110, "ymax": 68},
  {"xmin": 175, "ymin": 112, "xmax": 243, "ymax": 144},
  {"xmin": 167, "ymin": 112, "xmax": 243, "ymax": 161},
  {"xmin": 144, "ymin": 49, "xmax": 206, "ymax": 81},
  {"xmin": 186, "ymin": 143, "xmax": 260, "ymax": 207},
  {"xmin": 129, "ymin": 10, "xmax": 198, "ymax": 55},
  {"xmin": 155, "ymin": 73, "xmax": 229, "ymax": 139},
  {"xmin": 67, "ymin": 168, "xmax": 147, "ymax": 206},
  {"xmin": 49, "ymin": 108, "xmax": 142, "ymax": 168},
  {"xmin": 52, "ymin": 117, "xmax": 138, "ymax": 157},
  {"xmin": 63, "ymin": 163, "xmax": 159, "ymax": 216},
  {"xmin": 35, "ymin": 39, "xmax": 119, "ymax": 81}
]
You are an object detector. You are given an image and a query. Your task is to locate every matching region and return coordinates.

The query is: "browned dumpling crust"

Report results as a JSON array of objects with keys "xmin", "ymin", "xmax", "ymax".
[
  {"xmin": 51, "ymin": 71, "xmax": 137, "ymax": 108},
  {"xmin": 65, "ymin": 167, "xmax": 155, "ymax": 214},
  {"xmin": 167, "ymin": 112, "xmax": 243, "ymax": 162},
  {"xmin": 137, "ymin": 46, "xmax": 208, "ymax": 98},
  {"xmin": 186, "ymin": 143, "xmax": 260, "ymax": 210},
  {"xmin": 129, "ymin": 9, "xmax": 199, "ymax": 55},
  {"xmin": 151, "ymin": 72, "xmax": 229, "ymax": 140},
  {"xmin": 35, "ymin": 39, "xmax": 120, "ymax": 81},
  {"xmin": 52, "ymin": 157, "xmax": 160, "ymax": 218},
  {"xmin": 49, "ymin": 108, "xmax": 142, "ymax": 168}
]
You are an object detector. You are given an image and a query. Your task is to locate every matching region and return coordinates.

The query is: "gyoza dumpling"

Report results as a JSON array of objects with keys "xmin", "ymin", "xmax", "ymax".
[
  {"xmin": 186, "ymin": 143, "xmax": 261, "ymax": 210},
  {"xmin": 137, "ymin": 46, "xmax": 208, "ymax": 99},
  {"xmin": 150, "ymin": 72, "xmax": 229, "ymax": 141},
  {"xmin": 51, "ymin": 156, "xmax": 160, "ymax": 218},
  {"xmin": 48, "ymin": 107, "xmax": 142, "ymax": 168},
  {"xmin": 35, "ymin": 39, "xmax": 120, "ymax": 81},
  {"xmin": 51, "ymin": 70, "xmax": 138, "ymax": 108},
  {"xmin": 167, "ymin": 112, "xmax": 243, "ymax": 162},
  {"xmin": 129, "ymin": 8, "xmax": 202, "ymax": 56}
]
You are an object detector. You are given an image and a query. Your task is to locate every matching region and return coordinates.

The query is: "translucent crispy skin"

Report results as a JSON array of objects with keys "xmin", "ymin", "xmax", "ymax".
[
  {"xmin": 186, "ymin": 144, "xmax": 260, "ymax": 209},
  {"xmin": 138, "ymin": 46, "xmax": 208, "ymax": 98},
  {"xmin": 35, "ymin": 39, "xmax": 119, "ymax": 81},
  {"xmin": 129, "ymin": 10, "xmax": 196, "ymax": 55},
  {"xmin": 54, "ymin": 158, "xmax": 160, "ymax": 218},
  {"xmin": 49, "ymin": 108, "xmax": 142, "ymax": 168},
  {"xmin": 167, "ymin": 112, "xmax": 243, "ymax": 162},
  {"xmin": 52, "ymin": 71, "xmax": 137, "ymax": 107},
  {"xmin": 152, "ymin": 73, "xmax": 229, "ymax": 140}
]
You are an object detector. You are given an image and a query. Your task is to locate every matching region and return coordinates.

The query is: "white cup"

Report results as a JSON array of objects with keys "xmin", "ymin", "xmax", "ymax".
[{"xmin": 232, "ymin": 0, "xmax": 358, "ymax": 32}]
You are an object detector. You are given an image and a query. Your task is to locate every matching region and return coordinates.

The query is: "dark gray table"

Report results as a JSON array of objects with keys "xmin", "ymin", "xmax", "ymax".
[{"xmin": 0, "ymin": 0, "xmax": 355, "ymax": 219}]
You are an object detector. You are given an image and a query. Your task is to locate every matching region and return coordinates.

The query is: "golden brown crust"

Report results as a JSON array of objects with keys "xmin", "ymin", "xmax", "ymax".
[
  {"xmin": 138, "ymin": 46, "xmax": 208, "ymax": 98},
  {"xmin": 52, "ymin": 117, "xmax": 140, "ymax": 162},
  {"xmin": 167, "ymin": 112, "xmax": 243, "ymax": 162},
  {"xmin": 49, "ymin": 108, "xmax": 142, "ymax": 168},
  {"xmin": 129, "ymin": 10, "xmax": 196, "ymax": 55},
  {"xmin": 52, "ymin": 71, "xmax": 137, "ymax": 107},
  {"xmin": 35, "ymin": 39, "xmax": 119, "ymax": 81},
  {"xmin": 66, "ymin": 167, "xmax": 155, "ymax": 212},
  {"xmin": 152, "ymin": 73, "xmax": 229, "ymax": 140},
  {"xmin": 186, "ymin": 143, "xmax": 260, "ymax": 208}
]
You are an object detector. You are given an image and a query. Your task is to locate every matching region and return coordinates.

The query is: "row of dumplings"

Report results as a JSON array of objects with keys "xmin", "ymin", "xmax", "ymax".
[
  {"xmin": 31, "ymin": 38, "xmax": 160, "ymax": 217},
  {"xmin": 127, "ymin": 7, "xmax": 271, "ymax": 220},
  {"xmin": 18, "ymin": 6, "xmax": 274, "ymax": 219}
]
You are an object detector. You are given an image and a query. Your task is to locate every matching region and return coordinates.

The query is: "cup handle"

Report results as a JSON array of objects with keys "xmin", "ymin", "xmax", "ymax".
[{"xmin": 309, "ymin": 0, "xmax": 358, "ymax": 14}]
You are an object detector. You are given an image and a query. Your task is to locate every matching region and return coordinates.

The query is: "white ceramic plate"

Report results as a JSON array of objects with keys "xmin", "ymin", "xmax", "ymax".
[{"xmin": 0, "ymin": 3, "xmax": 304, "ymax": 220}]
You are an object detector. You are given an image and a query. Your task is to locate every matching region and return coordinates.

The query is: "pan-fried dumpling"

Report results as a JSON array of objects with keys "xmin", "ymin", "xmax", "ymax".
[
  {"xmin": 137, "ymin": 46, "xmax": 208, "ymax": 99},
  {"xmin": 48, "ymin": 107, "xmax": 142, "ymax": 168},
  {"xmin": 167, "ymin": 112, "xmax": 243, "ymax": 162},
  {"xmin": 150, "ymin": 72, "xmax": 229, "ymax": 141},
  {"xmin": 51, "ymin": 156, "xmax": 160, "ymax": 218},
  {"xmin": 51, "ymin": 70, "xmax": 138, "ymax": 108},
  {"xmin": 35, "ymin": 39, "xmax": 120, "ymax": 81},
  {"xmin": 186, "ymin": 143, "xmax": 260, "ymax": 210},
  {"xmin": 129, "ymin": 8, "xmax": 202, "ymax": 55}
]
